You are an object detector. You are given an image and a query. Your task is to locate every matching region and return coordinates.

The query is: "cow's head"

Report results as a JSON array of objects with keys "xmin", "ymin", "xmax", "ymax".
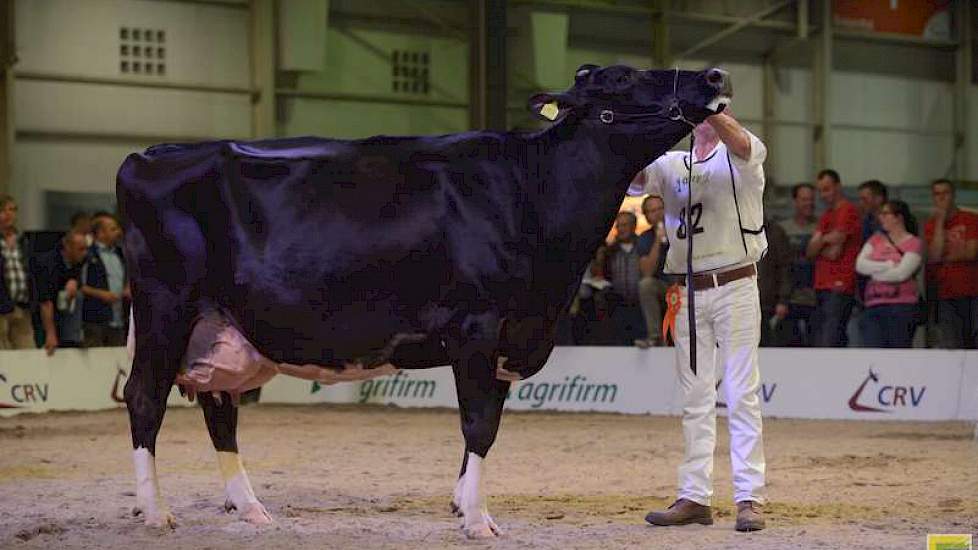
[{"xmin": 528, "ymin": 64, "xmax": 731, "ymax": 133}]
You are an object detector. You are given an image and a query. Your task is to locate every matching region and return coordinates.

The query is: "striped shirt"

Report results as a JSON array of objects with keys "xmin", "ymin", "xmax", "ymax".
[
  {"xmin": 607, "ymin": 241, "xmax": 642, "ymax": 304},
  {"xmin": 1, "ymin": 233, "xmax": 28, "ymax": 305}
]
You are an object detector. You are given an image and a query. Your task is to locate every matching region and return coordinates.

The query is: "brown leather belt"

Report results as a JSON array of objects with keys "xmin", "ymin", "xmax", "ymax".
[{"xmin": 677, "ymin": 264, "xmax": 757, "ymax": 291}]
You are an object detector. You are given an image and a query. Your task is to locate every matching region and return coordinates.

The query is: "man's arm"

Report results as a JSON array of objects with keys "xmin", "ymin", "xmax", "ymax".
[
  {"xmin": 81, "ymin": 285, "xmax": 119, "ymax": 304},
  {"xmin": 638, "ymin": 226, "xmax": 665, "ymax": 277},
  {"xmin": 40, "ymin": 301, "xmax": 58, "ymax": 355},
  {"xmin": 805, "ymin": 231, "xmax": 825, "ymax": 261},
  {"xmin": 927, "ymin": 215, "xmax": 945, "ymax": 263},
  {"xmin": 707, "ymin": 112, "xmax": 752, "ymax": 160},
  {"xmin": 944, "ymin": 239, "xmax": 978, "ymax": 262}
]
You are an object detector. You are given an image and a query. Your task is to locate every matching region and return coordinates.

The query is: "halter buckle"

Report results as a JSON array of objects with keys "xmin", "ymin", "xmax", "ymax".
[
  {"xmin": 599, "ymin": 110, "xmax": 614, "ymax": 124},
  {"xmin": 668, "ymin": 103, "xmax": 683, "ymax": 121}
]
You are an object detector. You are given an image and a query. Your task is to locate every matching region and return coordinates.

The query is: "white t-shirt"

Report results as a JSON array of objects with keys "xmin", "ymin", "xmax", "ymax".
[{"xmin": 628, "ymin": 130, "xmax": 768, "ymax": 274}]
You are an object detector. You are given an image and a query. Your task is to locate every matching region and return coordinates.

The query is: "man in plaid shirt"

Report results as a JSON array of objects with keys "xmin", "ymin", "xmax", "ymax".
[{"xmin": 0, "ymin": 194, "xmax": 35, "ymax": 349}]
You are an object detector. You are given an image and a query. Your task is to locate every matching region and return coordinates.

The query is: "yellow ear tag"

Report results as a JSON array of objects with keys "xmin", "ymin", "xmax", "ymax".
[{"xmin": 540, "ymin": 101, "xmax": 559, "ymax": 121}]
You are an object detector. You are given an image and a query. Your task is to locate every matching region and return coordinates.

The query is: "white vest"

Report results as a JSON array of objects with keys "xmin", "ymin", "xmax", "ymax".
[{"xmin": 633, "ymin": 131, "xmax": 768, "ymax": 275}]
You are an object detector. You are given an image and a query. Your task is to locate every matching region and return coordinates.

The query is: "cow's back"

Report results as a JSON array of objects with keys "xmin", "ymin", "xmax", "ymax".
[{"xmin": 119, "ymin": 134, "xmax": 532, "ymax": 366}]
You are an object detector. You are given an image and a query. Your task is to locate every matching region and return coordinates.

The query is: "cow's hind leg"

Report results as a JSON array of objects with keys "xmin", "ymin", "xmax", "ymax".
[
  {"xmin": 126, "ymin": 297, "xmax": 182, "ymax": 528},
  {"xmin": 198, "ymin": 392, "xmax": 273, "ymax": 524},
  {"xmin": 450, "ymin": 337, "xmax": 511, "ymax": 538}
]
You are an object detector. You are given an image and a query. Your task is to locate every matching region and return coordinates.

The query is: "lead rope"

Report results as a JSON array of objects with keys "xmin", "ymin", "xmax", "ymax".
[
  {"xmin": 675, "ymin": 67, "xmax": 698, "ymax": 376},
  {"xmin": 685, "ymin": 132, "xmax": 697, "ymax": 375}
]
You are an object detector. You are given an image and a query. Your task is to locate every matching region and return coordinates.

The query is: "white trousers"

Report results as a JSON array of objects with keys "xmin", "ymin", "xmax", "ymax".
[{"xmin": 672, "ymin": 276, "xmax": 766, "ymax": 506}]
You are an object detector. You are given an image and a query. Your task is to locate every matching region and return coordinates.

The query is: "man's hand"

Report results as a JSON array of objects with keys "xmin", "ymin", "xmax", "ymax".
[
  {"xmin": 654, "ymin": 222, "xmax": 666, "ymax": 242},
  {"xmin": 44, "ymin": 332, "xmax": 58, "ymax": 356},
  {"xmin": 822, "ymin": 243, "xmax": 842, "ymax": 260},
  {"xmin": 705, "ymin": 112, "xmax": 751, "ymax": 159},
  {"xmin": 64, "ymin": 279, "xmax": 78, "ymax": 300},
  {"xmin": 774, "ymin": 303, "xmax": 789, "ymax": 319}
]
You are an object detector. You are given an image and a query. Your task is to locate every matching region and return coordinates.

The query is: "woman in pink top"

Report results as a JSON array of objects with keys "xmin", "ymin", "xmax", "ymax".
[{"xmin": 855, "ymin": 200, "xmax": 923, "ymax": 348}]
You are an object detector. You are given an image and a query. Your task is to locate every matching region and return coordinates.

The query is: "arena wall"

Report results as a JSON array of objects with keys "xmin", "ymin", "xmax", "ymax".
[{"xmin": 1, "ymin": 347, "xmax": 975, "ymax": 422}]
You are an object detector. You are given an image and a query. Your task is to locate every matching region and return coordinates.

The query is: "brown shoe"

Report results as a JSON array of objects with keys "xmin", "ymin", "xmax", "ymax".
[
  {"xmin": 645, "ymin": 498, "xmax": 713, "ymax": 526},
  {"xmin": 735, "ymin": 500, "xmax": 765, "ymax": 532}
]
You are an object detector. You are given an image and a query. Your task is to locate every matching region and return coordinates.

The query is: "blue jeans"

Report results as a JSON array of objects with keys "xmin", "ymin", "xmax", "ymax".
[
  {"xmin": 936, "ymin": 297, "xmax": 978, "ymax": 349},
  {"xmin": 812, "ymin": 291, "xmax": 855, "ymax": 347},
  {"xmin": 860, "ymin": 303, "xmax": 918, "ymax": 348}
]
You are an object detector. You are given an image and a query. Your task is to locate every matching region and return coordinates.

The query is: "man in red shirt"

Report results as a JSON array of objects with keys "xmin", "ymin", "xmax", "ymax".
[
  {"xmin": 805, "ymin": 169, "xmax": 861, "ymax": 347},
  {"xmin": 924, "ymin": 178, "xmax": 978, "ymax": 349}
]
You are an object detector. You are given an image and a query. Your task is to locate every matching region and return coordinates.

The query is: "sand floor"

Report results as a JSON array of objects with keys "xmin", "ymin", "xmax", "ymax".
[{"xmin": 0, "ymin": 404, "xmax": 976, "ymax": 549}]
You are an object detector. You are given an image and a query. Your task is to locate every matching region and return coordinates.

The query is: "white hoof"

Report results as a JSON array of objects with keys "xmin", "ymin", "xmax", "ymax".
[
  {"xmin": 134, "ymin": 506, "xmax": 176, "ymax": 529},
  {"xmin": 225, "ymin": 498, "xmax": 274, "ymax": 525},
  {"xmin": 463, "ymin": 521, "xmax": 496, "ymax": 539},
  {"xmin": 240, "ymin": 502, "xmax": 274, "ymax": 525}
]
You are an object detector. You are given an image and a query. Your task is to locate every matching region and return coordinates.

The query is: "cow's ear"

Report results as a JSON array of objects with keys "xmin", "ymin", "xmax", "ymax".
[
  {"xmin": 528, "ymin": 93, "xmax": 578, "ymax": 121},
  {"xmin": 575, "ymin": 64, "xmax": 599, "ymax": 84}
]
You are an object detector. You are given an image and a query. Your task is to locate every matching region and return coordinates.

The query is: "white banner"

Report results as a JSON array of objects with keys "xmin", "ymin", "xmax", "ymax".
[{"xmin": 1, "ymin": 347, "xmax": 976, "ymax": 421}]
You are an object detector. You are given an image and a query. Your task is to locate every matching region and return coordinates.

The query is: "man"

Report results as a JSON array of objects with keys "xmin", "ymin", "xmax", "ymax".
[
  {"xmin": 35, "ymin": 230, "xmax": 89, "ymax": 354},
  {"xmin": 597, "ymin": 211, "xmax": 645, "ymax": 345},
  {"xmin": 851, "ymin": 180, "xmax": 889, "ymax": 346},
  {"xmin": 630, "ymin": 111, "xmax": 767, "ymax": 532},
  {"xmin": 924, "ymin": 178, "xmax": 978, "ymax": 349},
  {"xmin": 636, "ymin": 195, "xmax": 670, "ymax": 347},
  {"xmin": 780, "ymin": 183, "xmax": 818, "ymax": 346},
  {"xmin": 81, "ymin": 214, "xmax": 129, "ymax": 347},
  {"xmin": 0, "ymin": 194, "xmax": 35, "ymax": 349},
  {"xmin": 70, "ymin": 211, "xmax": 94, "ymax": 247},
  {"xmin": 857, "ymin": 180, "xmax": 888, "ymax": 243},
  {"xmin": 757, "ymin": 217, "xmax": 791, "ymax": 347},
  {"xmin": 806, "ymin": 170, "xmax": 861, "ymax": 347}
]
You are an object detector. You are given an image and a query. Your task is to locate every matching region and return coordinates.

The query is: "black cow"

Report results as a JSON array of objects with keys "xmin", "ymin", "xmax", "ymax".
[{"xmin": 119, "ymin": 64, "xmax": 730, "ymax": 537}]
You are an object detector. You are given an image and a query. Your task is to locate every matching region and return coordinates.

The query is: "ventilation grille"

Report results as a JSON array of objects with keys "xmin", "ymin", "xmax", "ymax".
[
  {"xmin": 119, "ymin": 26, "xmax": 166, "ymax": 76},
  {"xmin": 391, "ymin": 50, "xmax": 429, "ymax": 95}
]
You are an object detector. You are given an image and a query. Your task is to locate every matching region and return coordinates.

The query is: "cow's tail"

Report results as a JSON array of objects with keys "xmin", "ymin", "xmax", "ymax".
[{"xmin": 127, "ymin": 308, "xmax": 136, "ymax": 361}]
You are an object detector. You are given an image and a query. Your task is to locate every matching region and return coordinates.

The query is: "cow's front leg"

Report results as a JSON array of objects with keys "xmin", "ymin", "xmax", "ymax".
[
  {"xmin": 450, "ymin": 330, "xmax": 510, "ymax": 538},
  {"xmin": 199, "ymin": 392, "xmax": 273, "ymax": 525}
]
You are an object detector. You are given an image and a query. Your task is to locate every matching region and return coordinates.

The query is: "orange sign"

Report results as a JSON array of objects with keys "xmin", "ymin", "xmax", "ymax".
[{"xmin": 833, "ymin": 0, "xmax": 951, "ymax": 39}]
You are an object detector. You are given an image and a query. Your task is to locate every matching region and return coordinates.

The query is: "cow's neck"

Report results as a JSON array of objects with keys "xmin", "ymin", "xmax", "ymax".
[{"xmin": 522, "ymin": 117, "xmax": 688, "ymax": 309}]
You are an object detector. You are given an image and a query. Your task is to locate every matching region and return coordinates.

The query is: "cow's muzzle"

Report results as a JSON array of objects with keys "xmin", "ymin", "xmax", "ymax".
[{"xmin": 705, "ymin": 68, "xmax": 732, "ymax": 112}]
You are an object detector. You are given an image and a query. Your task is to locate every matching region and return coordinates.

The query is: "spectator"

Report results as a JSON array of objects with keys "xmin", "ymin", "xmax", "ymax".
[
  {"xmin": 780, "ymin": 183, "xmax": 818, "ymax": 346},
  {"xmin": 856, "ymin": 200, "xmax": 923, "ymax": 348},
  {"xmin": 81, "ymin": 214, "xmax": 129, "ymax": 347},
  {"xmin": 757, "ymin": 218, "xmax": 792, "ymax": 346},
  {"xmin": 70, "ymin": 211, "xmax": 94, "ymax": 247},
  {"xmin": 806, "ymin": 169, "xmax": 861, "ymax": 347},
  {"xmin": 0, "ymin": 194, "xmax": 35, "ymax": 349},
  {"xmin": 636, "ymin": 195, "xmax": 669, "ymax": 347},
  {"xmin": 851, "ymin": 180, "xmax": 889, "ymax": 347},
  {"xmin": 598, "ymin": 211, "xmax": 644, "ymax": 345},
  {"xmin": 36, "ymin": 230, "xmax": 89, "ymax": 355},
  {"xmin": 924, "ymin": 178, "xmax": 978, "ymax": 349},
  {"xmin": 857, "ymin": 180, "xmax": 888, "ymax": 243}
]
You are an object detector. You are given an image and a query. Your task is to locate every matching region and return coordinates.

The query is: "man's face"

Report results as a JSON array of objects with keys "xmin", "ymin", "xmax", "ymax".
[
  {"xmin": 858, "ymin": 188, "xmax": 885, "ymax": 215},
  {"xmin": 642, "ymin": 197, "xmax": 664, "ymax": 226},
  {"xmin": 97, "ymin": 218, "xmax": 122, "ymax": 246},
  {"xmin": 816, "ymin": 177, "xmax": 839, "ymax": 206},
  {"xmin": 615, "ymin": 214, "xmax": 637, "ymax": 241},
  {"xmin": 0, "ymin": 201, "xmax": 17, "ymax": 231},
  {"xmin": 63, "ymin": 234, "xmax": 88, "ymax": 264},
  {"xmin": 932, "ymin": 183, "xmax": 954, "ymax": 211},
  {"xmin": 794, "ymin": 187, "xmax": 815, "ymax": 219}
]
